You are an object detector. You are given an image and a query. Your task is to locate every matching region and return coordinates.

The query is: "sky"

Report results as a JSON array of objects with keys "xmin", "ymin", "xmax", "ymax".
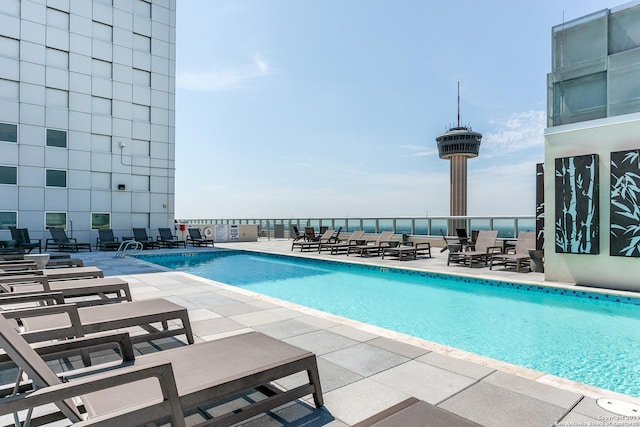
[{"xmin": 174, "ymin": 0, "xmax": 617, "ymax": 220}]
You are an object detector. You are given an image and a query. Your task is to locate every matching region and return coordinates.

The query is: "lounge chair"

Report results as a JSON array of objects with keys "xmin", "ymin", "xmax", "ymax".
[
  {"xmin": 353, "ymin": 397, "xmax": 480, "ymax": 427},
  {"xmin": 489, "ymin": 231, "xmax": 536, "ymax": 272},
  {"xmin": 0, "ymin": 315, "xmax": 323, "ymax": 426},
  {"xmin": 187, "ymin": 228, "xmax": 214, "ymax": 247},
  {"xmin": 158, "ymin": 227, "xmax": 186, "ymax": 248},
  {"xmin": 45, "ymin": 228, "xmax": 92, "ymax": 252},
  {"xmin": 1, "ymin": 294, "xmax": 194, "ymax": 345},
  {"xmin": 96, "ymin": 229, "xmax": 121, "ymax": 251},
  {"xmin": 303, "ymin": 226, "xmax": 316, "ymax": 241},
  {"xmin": 347, "ymin": 231, "xmax": 395, "ymax": 257},
  {"xmin": 291, "ymin": 229, "xmax": 335, "ymax": 252},
  {"xmin": 320, "ymin": 230, "xmax": 365, "ymax": 254},
  {"xmin": 0, "ymin": 274, "xmax": 132, "ymax": 306},
  {"xmin": 382, "ymin": 242, "xmax": 432, "ymax": 261},
  {"xmin": 10, "ymin": 227, "xmax": 41, "ymax": 254},
  {"xmin": 290, "ymin": 225, "xmax": 304, "ymax": 241},
  {"xmin": 447, "ymin": 230, "xmax": 501, "ymax": 268},
  {"xmin": 132, "ymin": 228, "xmax": 159, "ymax": 249},
  {"xmin": 0, "ymin": 266, "xmax": 103, "ymax": 281}
]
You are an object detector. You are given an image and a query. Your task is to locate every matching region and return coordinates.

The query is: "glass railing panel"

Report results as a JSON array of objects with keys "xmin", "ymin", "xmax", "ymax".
[
  {"xmin": 431, "ymin": 219, "xmax": 449, "ymax": 235},
  {"xmin": 414, "ymin": 219, "xmax": 429, "ymax": 235},
  {"xmin": 378, "ymin": 219, "xmax": 393, "ymax": 232},
  {"xmin": 362, "ymin": 220, "xmax": 377, "ymax": 233},
  {"xmin": 395, "ymin": 219, "xmax": 412, "ymax": 235},
  {"xmin": 493, "ymin": 219, "xmax": 516, "ymax": 238},
  {"xmin": 346, "ymin": 219, "xmax": 361, "ymax": 231}
]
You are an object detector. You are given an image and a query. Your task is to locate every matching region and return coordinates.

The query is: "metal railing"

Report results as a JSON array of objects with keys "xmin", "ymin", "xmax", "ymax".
[{"xmin": 178, "ymin": 216, "xmax": 536, "ymax": 239}]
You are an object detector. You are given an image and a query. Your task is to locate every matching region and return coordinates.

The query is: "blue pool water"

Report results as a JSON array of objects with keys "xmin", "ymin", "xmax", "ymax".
[{"xmin": 137, "ymin": 251, "xmax": 640, "ymax": 397}]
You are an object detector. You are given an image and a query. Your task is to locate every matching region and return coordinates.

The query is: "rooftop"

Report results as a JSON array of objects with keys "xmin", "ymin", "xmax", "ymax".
[{"xmin": 13, "ymin": 239, "xmax": 640, "ymax": 426}]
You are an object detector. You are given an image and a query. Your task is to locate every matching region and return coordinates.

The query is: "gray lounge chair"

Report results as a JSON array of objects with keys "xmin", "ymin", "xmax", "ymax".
[
  {"xmin": 45, "ymin": 228, "xmax": 92, "ymax": 252},
  {"xmin": 158, "ymin": 227, "xmax": 186, "ymax": 248},
  {"xmin": 291, "ymin": 229, "xmax": 335, "ymax": 251},
  {"xmin": 97, "ymin": 229, "xmax": 121, "ymax": 251},
  {"xmin": 489, "ymin": 231, "xmax": 536, "ymax": 272},
  {"xmin": 132, "ymin": 227, "xmax": 159, "ymax": 249},
  {"xmin": 353, "ymin": 397, "xmax": 480, "ymax": 427},
  {"xmin": 0, "ymin": 315, "xmax": 323, "ymax": 426},
  {"xmin": 187, "ymin": 228, "xmax": 214, "ymax": 247},
  {"xmin": 290, "ymin": 224, "xmax": 304, "ymax": 241},
  {"xmin": 320, "ymin": 230, "xmax": 365, "ymax": 254},
  {"xmin": 0, "ymin": 274, "xmax": 132, "ymax": 306},
  {"xmin": 347, "ymin": 231, "xmax": 395, "ymax": 257},
  {"xmin": 1, "ymin": 294, "xmax": 194, "ymax": 345},
  {"xmin": 447, "ymin": 230, "xmax": 501, "ymax": 267}
]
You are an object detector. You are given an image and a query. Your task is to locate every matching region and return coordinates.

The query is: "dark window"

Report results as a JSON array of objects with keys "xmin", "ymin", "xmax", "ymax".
[
  {"xmin": 46, "ymin": 129, "xmax": 67, "ymax": 148},
  {"xmin": 0, "ymin": 212, "xmax": 17, "ymax": 230},
  {"xmin": 0, "ymin": 123, "xmax": 17, "ymax": 143},
  {"xmin": 46, "ymin": 169, "xmax": 67, "ymax": 187},
  {"xmin": 0, "ymin": 166, "xmax": 17, "ymax": 185}
]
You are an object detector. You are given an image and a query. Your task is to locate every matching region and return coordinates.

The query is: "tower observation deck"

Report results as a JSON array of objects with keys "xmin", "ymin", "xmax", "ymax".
[{"xmin": 435, "ymin": 85, "xmax": 482, "ymax": 231}]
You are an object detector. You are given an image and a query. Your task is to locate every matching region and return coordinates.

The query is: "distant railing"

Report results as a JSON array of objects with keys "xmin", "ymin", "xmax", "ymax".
[{"xmin": 178, "ymin": 216, "xmax": 536, "ymax": 239}]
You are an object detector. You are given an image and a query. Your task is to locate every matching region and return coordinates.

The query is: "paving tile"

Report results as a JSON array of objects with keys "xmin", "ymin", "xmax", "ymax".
[
  {"xmin": 322, "ymin": 343, "xmax": 409, "ymax": 377},
  {"xmin": 483, "ymin": 370, "xmax": 581, "ymax": 409},
  {"xmin": 370, "ymin": 360, "xmax": 477, "ymax": 404},
  {"xmin": 186, "ymin": 308, "xmax": 221, "ymax": 322},
  {"xmin": 569, "ymin": 396, "xmax": 624, "ymax": 420},
  {"xmin": 210, "ymin": 302, "xmax": 264, "ymax": 317},
  {"xmin": 253, "ymin": 318, "xmax": 321, "ymax": 339},
  {"xmin": 417, "ymin": 351, "xmax": 495, "ymax": 380},
  {"xmin": 283, "ymin": 330, "xmax": 359, "ymax": 355},
  {"xmin": 229, "ymin": 307, "xmax": 303, "ymax": 327},
  {"xmin": 327, "ymin": 324, "xmax": 379, "ymax": 342},
  {"xmin": 367, "ymin": 336, "xmax": 430, "ymax": 359},
  {"xmin": 439, "ymin": 381, "xmax": 568, "ymax": 427},
  {"xmin": 242, "ymin": 401, "xmax": 337, "ymax": 427},
  {"xmin": 323, "ymin": 378, "xmax": 410, "ymax": 425},
  {"xmin": 275, "ymin": 356, "xmax": 364, "ymax": 396},
  {"xmin": 190, "ymin": 316, "xmax": 246, "ymax": 336}
]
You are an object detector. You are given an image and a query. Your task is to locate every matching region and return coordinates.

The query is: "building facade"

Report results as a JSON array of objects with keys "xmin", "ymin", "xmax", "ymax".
[
  {"xmin": 0, "ymin": 0, "xmax": 176, "ymax": 245},
  {"xmin": 545, "ymin": 1, "xmax": 640, "ymax": 290}
]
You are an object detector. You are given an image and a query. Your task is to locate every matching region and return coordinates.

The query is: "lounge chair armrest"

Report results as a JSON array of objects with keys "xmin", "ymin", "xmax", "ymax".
[
  {"xmin": 0, "ymin": 291, "xmax": 65, "ymax": 305},
  {"xmin": 1, "ymin": 303, "xmax": 83, "ymax": 343},
  {"xmin": 0, "ymin": 331, "xmax": 135, "ymax": 374},
  {"xmin": 0, "ymin": 360, "xmax": 184, "ymax": 426}
]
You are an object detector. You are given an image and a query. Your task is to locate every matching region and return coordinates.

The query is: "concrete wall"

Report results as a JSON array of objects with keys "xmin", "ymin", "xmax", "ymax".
[{"xmin": 544, "ymin": 112, "xmax": 640, "ymax": 291}]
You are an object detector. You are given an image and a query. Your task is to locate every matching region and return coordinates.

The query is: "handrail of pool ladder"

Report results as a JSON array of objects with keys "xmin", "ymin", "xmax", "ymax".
[{"xmin": 115, "ymin": 240, "xmax": 144, "ymax": 258}]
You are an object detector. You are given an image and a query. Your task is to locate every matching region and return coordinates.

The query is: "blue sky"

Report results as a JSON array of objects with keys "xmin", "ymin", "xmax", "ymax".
[{"xmin": 174, "ymin": 0, "xmax": 615, "ymax": 219}]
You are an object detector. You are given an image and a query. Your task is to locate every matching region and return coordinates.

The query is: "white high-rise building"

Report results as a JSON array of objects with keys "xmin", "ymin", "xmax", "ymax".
[{"xmin": 0, "ymin": 0, "xmax": 176, "ymax": 246}]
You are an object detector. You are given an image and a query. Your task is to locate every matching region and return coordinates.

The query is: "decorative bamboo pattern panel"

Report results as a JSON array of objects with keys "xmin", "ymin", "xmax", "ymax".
[
  {"xmin": 610, "ymin": 149, "xmax": 640, "ymax": 257},
  {"xmin": 555, "ymin": 154, "xmax": 599, "ymax": 254}
]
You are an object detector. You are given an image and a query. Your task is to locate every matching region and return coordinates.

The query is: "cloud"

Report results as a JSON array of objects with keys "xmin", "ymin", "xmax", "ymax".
[
  {"xmin": 482, "ymin": 110, "xmax": 545, "ymax": 156},
  {"xmin": 177, "ymin": 53, "xmax": 270, "ymax": 91}
]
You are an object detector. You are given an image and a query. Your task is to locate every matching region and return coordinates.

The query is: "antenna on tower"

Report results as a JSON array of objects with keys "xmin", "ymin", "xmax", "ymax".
[{"xmin": 457, "ymin": 81, "xmax": 460, "ymax": 128}]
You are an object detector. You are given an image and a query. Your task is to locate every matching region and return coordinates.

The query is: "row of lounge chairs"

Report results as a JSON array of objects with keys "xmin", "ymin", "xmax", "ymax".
[
  {"xmin": 292, "ymin": 227, "xmax": 537, "ymax": 271},
  {"xmin": 446, "ymin": 230, "xmax": 537, "ymax": 272},
  {"xmin": 0, "ymin": 257, "xmax": 324, "ymax": 425},
  {"xmin": 292, "ymin": 229, "xmax": 433, "ymax": 260}
]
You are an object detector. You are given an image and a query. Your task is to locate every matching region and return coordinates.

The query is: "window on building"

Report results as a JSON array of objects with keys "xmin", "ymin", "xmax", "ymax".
[
  {"xmin": 0, "ymin": 166, "xmax": 17, "ymax": 185},
  {"xmin": 91, "ymin": 213, "xmax": 110, "ymax": 229},
  {"xmin": 46, "ymin": 169, "xmax": 67, "ymax": 187},
  {"xmin": 46, "ymin": 129, "xmax": 67, "ymax": 148},
  {"xmin": 0, "ymin": 123, "xmax": 17, "ymax": 143},
  {"xmin": 0, "ymin": 212, "xmax": 17, "ymax": 230},
  {"xmin": 45, "ymin": 212, "xmax": 66, "ymax": 229}
]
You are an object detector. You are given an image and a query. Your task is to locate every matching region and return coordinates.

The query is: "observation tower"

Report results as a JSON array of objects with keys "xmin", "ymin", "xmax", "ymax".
[{"xmin": 436, "ymin": 84, "xmax": 482, "ymax": 232}]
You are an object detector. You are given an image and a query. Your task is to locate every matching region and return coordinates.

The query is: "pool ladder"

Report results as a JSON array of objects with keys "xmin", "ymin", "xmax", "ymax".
[{"xmin": 115, "ymin": 240, "xmax": 144, "ymax": 258}]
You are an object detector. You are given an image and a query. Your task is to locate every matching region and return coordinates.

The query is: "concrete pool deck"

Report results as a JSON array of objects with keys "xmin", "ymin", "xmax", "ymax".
[{"xmin": 21, "ymin": 239, "xmax": 640, "ymax": 426}]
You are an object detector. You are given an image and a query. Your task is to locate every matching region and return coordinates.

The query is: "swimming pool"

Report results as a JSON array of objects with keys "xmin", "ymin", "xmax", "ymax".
[{"xmin": 136, "ymin": 250, "xmax": 640, "ymax": 397}]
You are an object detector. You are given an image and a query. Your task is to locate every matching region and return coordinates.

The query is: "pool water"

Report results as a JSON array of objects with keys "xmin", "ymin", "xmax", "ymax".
[{"xmin": 137, "ymin": 251, "xmax": 640, "ymax": 397}]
